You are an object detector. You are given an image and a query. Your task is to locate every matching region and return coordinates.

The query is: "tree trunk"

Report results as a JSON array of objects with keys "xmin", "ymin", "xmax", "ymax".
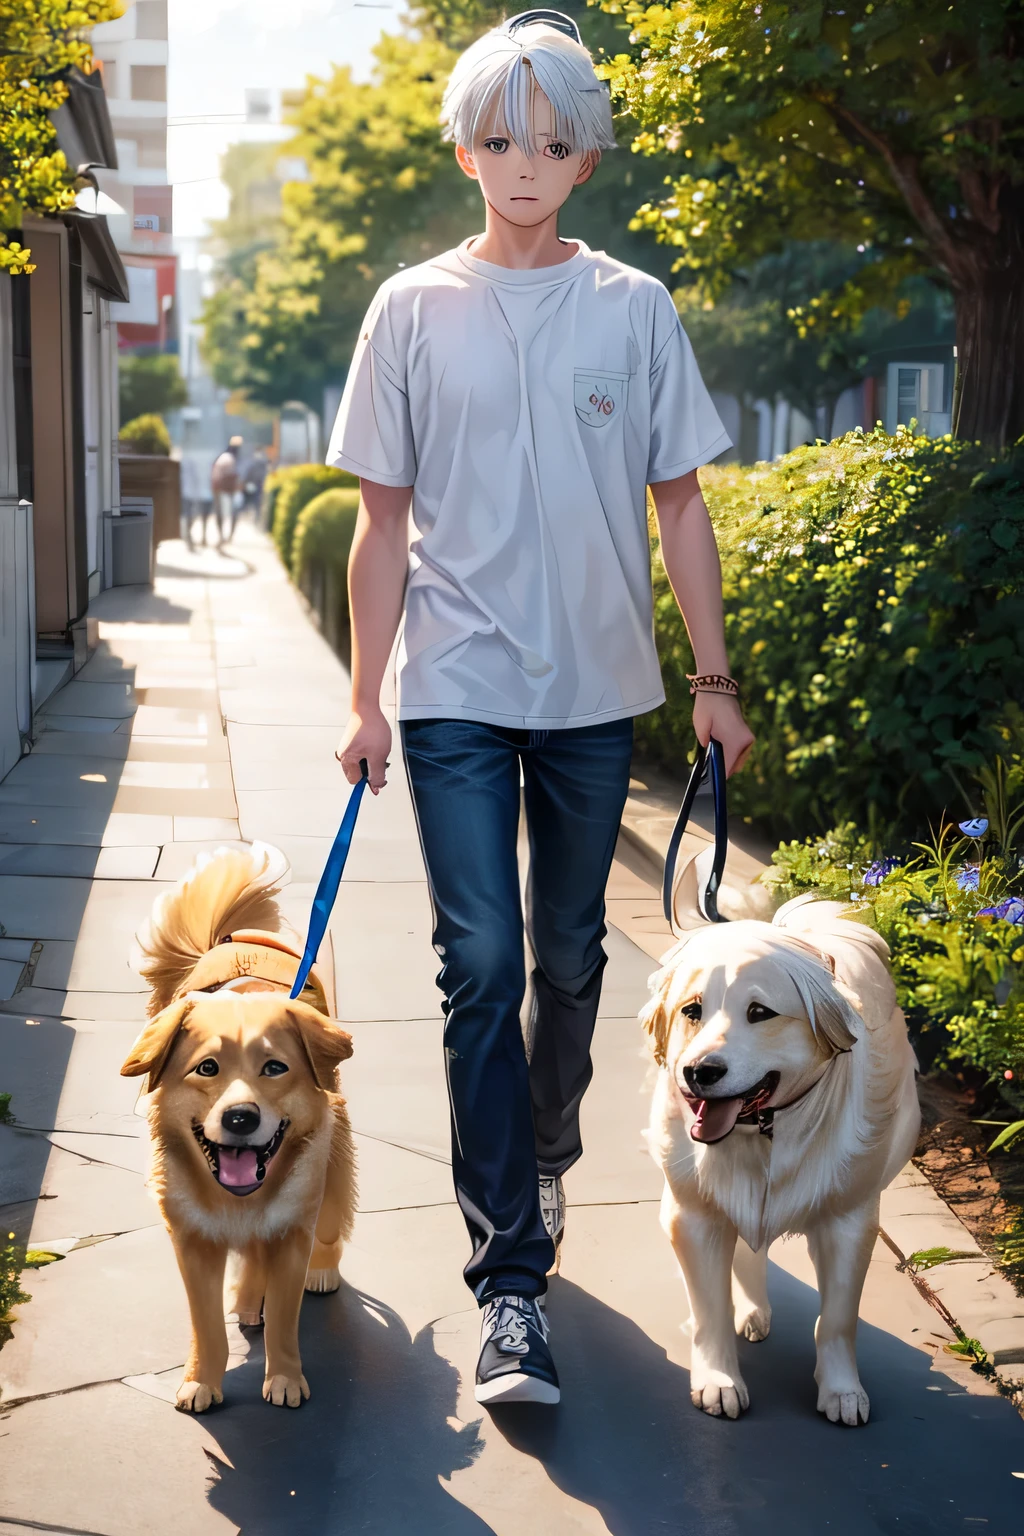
[{"xmin": 951, "ymin": 203, "xmax": 1024, "ymax": 450}]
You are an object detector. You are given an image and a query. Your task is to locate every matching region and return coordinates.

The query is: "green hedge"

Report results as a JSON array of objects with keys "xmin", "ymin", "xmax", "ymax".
[
  {"xmin": 291, "ymin": 487, "xmax": 360, "ymax": 655},
  {"xmin": 291, "ymin": 487, "xmax": 360, "ymax": 585},
  {"xmin": 268, "ymin": 464, "xmax": 357, "ymax": 569},
  {"xmin": 640, "ymin": 426, "xmax": 1024, "ymax": 842}
]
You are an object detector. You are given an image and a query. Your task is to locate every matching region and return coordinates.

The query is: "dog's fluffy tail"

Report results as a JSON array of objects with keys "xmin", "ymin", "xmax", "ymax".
[{"xmin": 136, "ymin": 843, "xmax": 291, "ymax": 1015}]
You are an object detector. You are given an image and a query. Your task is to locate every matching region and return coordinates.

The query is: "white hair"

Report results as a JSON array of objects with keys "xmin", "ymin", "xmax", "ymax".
[{"xmin": 440, "ymin": 21, "xmax": 616, "ymax": 156}]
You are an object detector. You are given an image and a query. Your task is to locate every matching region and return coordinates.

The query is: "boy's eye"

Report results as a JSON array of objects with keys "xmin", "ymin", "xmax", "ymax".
[
  {"xmin": 545, "ymin": 141, "xmax": 570, "ymax": 161},
  {"xmin": 483, "ymin": 137, "xmax": 509, "ymax": 154}
]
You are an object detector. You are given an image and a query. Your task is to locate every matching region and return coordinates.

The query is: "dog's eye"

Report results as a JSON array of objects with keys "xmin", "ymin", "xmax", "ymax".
[
  {"xmin": 680, "ymin": 1000, "xmax": 702, "ymax": 1023},
  {"xmin": 261, "ymin": 1060, "xmax": 289, "ymax": 1076},
  {"xmin": 747, "ymin": 1002, "xmax": 779, "ymax": 1023},
  {"xmin": 194, "ymin": 1058, "xmax": 219, "ymax": 1077}
]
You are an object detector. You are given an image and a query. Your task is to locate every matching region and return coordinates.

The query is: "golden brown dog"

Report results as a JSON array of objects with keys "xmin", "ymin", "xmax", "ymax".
[{"xmin": 121, "ymin": 845, "xmax": 357, "ymax": 1413}]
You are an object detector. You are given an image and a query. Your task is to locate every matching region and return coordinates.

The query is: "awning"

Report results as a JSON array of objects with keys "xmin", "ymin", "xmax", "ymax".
[
  {"xmin": 51, "ymin": 67, "xmax": 118, "ymax": 173},
  {"xmin": 69, "ymin": 212, "xmax": 131, "ymax": 303}
]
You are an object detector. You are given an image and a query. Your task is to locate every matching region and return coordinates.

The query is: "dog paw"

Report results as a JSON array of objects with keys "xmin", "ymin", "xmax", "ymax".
[
  {"xmin": 304, "ymin": 1266, "xmax": 341, "ymax": 1294},
  {"xmin": 235, "ymin": 1308, "xmax": 263, "ymax": 1327},
  {"xmin": 690, "ymin": 1372, "xmax": 749, "ymax": 1420},
  {"xmin": 176, "ymin": 1380, "xmax": 223, "ymax": 1414},
  {"xmin": 736, "ymin": 1304, "xmax": 771, "ymax": 1342},
  {"xmin": 817, "ymin": 1382, "xmax": 870, "ymax": 1426},
  {"xmin": 263, "ymin": 1372, "xmax": 310, "ymax": 1408}
]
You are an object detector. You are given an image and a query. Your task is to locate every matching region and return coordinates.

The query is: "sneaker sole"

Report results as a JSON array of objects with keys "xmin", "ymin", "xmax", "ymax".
[{"xmin": 475, "ymin": 1373, "xmax": 560, "ymax": 1406}]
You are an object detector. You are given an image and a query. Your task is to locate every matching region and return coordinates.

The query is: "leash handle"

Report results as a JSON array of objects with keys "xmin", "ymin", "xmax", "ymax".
[
  {"xmin": 290, "ymin": 759, "xmax": 368, "ymax": 1001},
  {"xmin": 662, "ymin": 737, "xmax": 729, "ymax": 930}
]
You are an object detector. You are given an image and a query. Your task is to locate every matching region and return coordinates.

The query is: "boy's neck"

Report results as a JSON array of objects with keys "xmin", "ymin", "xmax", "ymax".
[{"xmin": 468, "ymin": 206, "xmax": 578, "ymax": 270}]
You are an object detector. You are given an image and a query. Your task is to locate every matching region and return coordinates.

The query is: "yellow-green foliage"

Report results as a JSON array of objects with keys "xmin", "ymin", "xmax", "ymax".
[
  {"xmin": 0, "ymin": 0, "xmax": 123, "ymax": 272},
  {"xmin": 118, "ymin": 413, "xmax": 171, "ymax": 456},
  {"xmin": 641, "ymin": 426, "xmax": 1024, "ymax": 842},
  {"xmin": 269, "ymin": 465, "xmax": 356, "ymax": 569},
  {"xmin": 291, "ymin": 487, "xmax": 360, "ymax": 585}
]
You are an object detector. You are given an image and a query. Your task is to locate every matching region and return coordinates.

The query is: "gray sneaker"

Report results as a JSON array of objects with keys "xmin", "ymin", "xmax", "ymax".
[{"xmin": 539, "ymin": 1174, "xmax": 565, "ymax": 1274}]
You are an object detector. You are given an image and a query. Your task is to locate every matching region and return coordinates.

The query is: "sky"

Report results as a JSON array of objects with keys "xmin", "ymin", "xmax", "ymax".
[{"xmin": 169, "ymin": 0, "xmax": 406, "ymax": 240}]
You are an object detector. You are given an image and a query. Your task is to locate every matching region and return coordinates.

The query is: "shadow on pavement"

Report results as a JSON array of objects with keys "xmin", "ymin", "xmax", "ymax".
[
  {"xmin": 490, "ymin": 1273, "xmax": 1024, "ymax": 1536},
  {"xmin": 202, "ymin": 1283, "xmax": 490, "ymax": 1536}
]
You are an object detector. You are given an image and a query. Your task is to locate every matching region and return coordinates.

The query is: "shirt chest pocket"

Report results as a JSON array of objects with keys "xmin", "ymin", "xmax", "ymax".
[{"xmin": 574, "ymin": 369, "xmax": 631, "ymax": 430}]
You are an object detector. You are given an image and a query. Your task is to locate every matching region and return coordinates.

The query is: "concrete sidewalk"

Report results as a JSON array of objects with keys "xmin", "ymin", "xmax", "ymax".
[{"xmin": 1, "ymin": 523, "xmax": 1022, "ymax": 1536}]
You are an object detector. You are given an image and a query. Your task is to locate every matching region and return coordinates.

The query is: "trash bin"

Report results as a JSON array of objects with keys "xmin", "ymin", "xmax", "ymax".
[{"xmin": 104, "ymin": 503, "xmax": 154, "ymax": 587}]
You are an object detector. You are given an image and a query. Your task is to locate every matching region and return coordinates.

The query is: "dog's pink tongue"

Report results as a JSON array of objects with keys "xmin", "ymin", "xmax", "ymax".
[
  {"xmin": 690, "ymin": 1096, "xmax": 744, "ymax": 1144},
  {"xmin": 218, "ymin": 1147, "xmax": 259, "ymax": 1187}
]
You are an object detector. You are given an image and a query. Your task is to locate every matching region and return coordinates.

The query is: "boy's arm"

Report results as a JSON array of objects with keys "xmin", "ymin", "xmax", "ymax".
[
  {"xmin": 335, "ymin": 479, "xmax": 412, "ymax": 794},
  {"xmin": 649, "ymin": 470, "xmax": 754, "ymax": 776}
]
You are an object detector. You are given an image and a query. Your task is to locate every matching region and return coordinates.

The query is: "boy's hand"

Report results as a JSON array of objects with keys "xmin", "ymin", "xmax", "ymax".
[
  {"xmin": 692, "ymin": 693, "xmax": 755, "ymax": 777},
  {"xmin": 336, "ymin": 709, "xmax": 392, "ymax": 794}
]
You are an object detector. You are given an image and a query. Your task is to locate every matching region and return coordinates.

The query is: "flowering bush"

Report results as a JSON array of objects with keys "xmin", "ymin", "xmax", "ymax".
[
  {"xmin": 641, "ymin": 426, "xmax": 1024, "ymax": 842},
  {"xmin": 768, "ymin": 807, "xmax": 1024, "ymax": 1089}
]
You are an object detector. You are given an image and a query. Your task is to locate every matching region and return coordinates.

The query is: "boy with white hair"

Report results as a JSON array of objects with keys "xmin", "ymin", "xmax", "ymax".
[{"xmin": 330, "ymin": 10, "xmax": 754, "ymax": 1404}]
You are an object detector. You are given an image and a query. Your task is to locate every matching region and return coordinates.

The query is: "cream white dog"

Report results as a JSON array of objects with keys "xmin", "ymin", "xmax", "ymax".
[{"xmin": 642, "ymin": 895, "xmax": 919, "ymax": 1426}]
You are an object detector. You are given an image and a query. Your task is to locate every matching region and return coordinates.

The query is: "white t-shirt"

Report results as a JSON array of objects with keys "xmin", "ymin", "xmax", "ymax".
[{"xmin": 327, "ymin": 238, "xmax": 730, "ymax": 729}]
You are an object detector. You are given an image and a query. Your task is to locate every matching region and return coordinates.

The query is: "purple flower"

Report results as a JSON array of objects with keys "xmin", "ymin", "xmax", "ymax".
[
  {"xmin": 978, "ymin": 897, "xmax": 1024, "ymax": 925},
  {"xmin": 956, "ymin": 864, "xmax": 981, "ymax": 891},
  {"xmin": 959, "ymin": 818, "xmax": 989, "ymax": 839},
  {"xmin": 864, "ymin": 856, "xmax": 902, "ymax": 886}
]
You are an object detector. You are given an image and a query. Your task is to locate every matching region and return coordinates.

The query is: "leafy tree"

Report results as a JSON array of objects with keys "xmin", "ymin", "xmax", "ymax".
[
  {"xmin": 0, "ymin": 0, "xmax": 121, "ymax": 272},
  {"xmin": 603, "ymin": 0, "xmax": 1024, "ymax": 448},
  {"xmin": 119, "ymin": 354, "xmax": 188, "ymax": 424}
]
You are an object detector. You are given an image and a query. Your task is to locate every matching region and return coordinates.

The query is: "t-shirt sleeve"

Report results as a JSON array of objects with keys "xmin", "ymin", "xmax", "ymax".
[
  {"xmin": 325, "ymin": 287, "xmax": 416, "ymax": 486},
  {"xmin": 646, "ymin": 287, "xmax": 732, "ymax": 483}
]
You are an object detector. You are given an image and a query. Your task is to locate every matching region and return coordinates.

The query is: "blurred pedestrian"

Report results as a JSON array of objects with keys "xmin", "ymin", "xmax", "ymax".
[
  {"xmin": 242, "ymin": 445, "xmax": 269, "ymax": 516},
  {"xmin": 211, "ymin": 435, "xmax": 244, "ymax": 544}
]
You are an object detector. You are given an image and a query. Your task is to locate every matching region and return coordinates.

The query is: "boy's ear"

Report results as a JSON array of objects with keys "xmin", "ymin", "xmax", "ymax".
[
  {"xmin": 121, "ymin": 999, "xmax": 192, "ymax": 1092},
  {"xmin": 574, "ymin": 150, "xmax": 599, "ymax": 186},
  {"xmin": 455, "ymin": 143, "xmax": 478, "ymax": 180},
  {"xmin": 287, "ymin": 1001, "xmax": 354, "ymax": 1090}
]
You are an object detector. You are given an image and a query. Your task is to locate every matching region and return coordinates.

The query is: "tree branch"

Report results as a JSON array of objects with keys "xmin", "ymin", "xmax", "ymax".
[{"xmin": 815, "ymin": 93, "xmax": 965, "ymax": 279}]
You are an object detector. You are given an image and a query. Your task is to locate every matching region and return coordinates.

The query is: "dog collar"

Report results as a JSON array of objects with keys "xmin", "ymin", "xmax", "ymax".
[{"xmin": 177, "ymin": 931, "xmax": 329, "ymax": 1015}]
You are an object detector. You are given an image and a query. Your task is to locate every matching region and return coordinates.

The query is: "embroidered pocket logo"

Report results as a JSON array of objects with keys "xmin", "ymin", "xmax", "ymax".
[{"xmin": 574, "ymin": 370, "xmax": 629, "ymax": 429}]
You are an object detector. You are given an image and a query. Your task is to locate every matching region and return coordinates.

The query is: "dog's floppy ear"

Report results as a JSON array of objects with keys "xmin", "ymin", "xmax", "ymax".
[
  {"xmin": 287, "ymin": 1001, "xmax": 353, "ymax": 1090},
  {"xmin": 120, "ymin": 998, "xmax": 193, "ymax": 1092},
  {"xmin": 785, "ymin": 958, "xmax": 860, "ymax": 1054},
  {"xmin": 640, "ymin": 963, "xmax": 676, "ymax": 1068}
]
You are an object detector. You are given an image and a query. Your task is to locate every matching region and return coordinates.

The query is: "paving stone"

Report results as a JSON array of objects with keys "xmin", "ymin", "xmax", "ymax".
[
  {"xmin": 174, "ymin": 816, "xmax": 241, "ymax": 841},
  {"xmin": 0, "ymin": 987, "xmax": 150, "ymax": 1022},
  {"xmin": 0, "ymin": 1225, "xmax": 188, "ymax": 1401},
  {"xmin": 30, "ymin": 728, "xmax": 131, "ymax": 758},
  {"xmin": 0, "ymin": 1382, "xmax": 237, "ymax": 1536},
  {"xmin": 41, "ymin": 680, "xmax": 136, "ymax": 719},
  {"xmin": 0, "ymin": 841, "xmax": 103, "ymax": 876},
  {"xmin": 0, "ymin": 956, "xmax": 25, "ymax": 998},
  {"xmin": 0, "ymin": 804, "xmax": 173, "ymax": 847},
  {"xmin": 32, "ymin": 712, "xmax": 126, "ymax": 733}
]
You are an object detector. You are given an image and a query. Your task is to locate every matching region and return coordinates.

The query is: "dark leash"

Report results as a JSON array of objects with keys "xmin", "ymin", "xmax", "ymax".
[
  {"xmin": 290, "ymin": 759, "xmax": 369, "ymax": 1001},
  {"xmin": 662, "ymin": 736, "xmax": 730, "ymax": 930}
]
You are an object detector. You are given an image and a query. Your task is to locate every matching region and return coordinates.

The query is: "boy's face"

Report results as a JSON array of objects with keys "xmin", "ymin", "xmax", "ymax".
[{"xmin": 456, "ymin": 89, "xmax": 595, "ymax": 227}]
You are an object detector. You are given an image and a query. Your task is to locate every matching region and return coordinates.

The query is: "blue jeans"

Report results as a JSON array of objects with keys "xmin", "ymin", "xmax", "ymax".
[{"xmin": 401, "ymin": 716, "xmax": 633, "ymax": 1303}]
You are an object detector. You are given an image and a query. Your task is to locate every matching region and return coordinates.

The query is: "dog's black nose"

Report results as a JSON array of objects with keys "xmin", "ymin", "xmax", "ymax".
[
  {"xmin": 221, "ymin": 1103, "xmax": 261, "ymax": 1137},
  {"xmin": 683, "ymin": 1061, "xmax": 729, "ymax": 1093}
]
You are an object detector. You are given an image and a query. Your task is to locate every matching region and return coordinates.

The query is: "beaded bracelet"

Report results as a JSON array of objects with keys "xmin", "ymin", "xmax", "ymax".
[{"xmin": 687, "ymin": 673, "xmax": 739, "ymax": 698}]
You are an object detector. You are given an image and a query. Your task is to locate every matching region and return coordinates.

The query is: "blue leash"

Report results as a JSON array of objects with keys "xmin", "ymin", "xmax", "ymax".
[{"xmin": 290, "ymin": 759, "xmax": 369, "ymax": 1000}]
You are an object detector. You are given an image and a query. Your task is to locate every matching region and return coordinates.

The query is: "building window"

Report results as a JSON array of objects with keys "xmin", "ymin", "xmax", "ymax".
[
  {"xmin": 98, "ymin": 58, "xmax": 118, "ymax": 98},
  {"xmin": 130, "ymin": 64, "xmax": 166, "ymax": 102},
  {"xmin": 135, "ymin": 0, "xmax": 168, "ymax": 38}
]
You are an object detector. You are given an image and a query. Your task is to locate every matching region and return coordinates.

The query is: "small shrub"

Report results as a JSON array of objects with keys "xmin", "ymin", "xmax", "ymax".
[
  {"xmin": 640, "ymin": 426, "xmax": 1024, "ymax": 843},
  {"xmin": 269, "ymin": 465, "xmax": 357, "ymax": 570},
  {"xmin": 291, "ymin": 487, "xmax": 360, "ymax": 585},
  {"xmin": 119, "ymin": 355, "xmax": 187, "ymax": 422},
  {"xmin": 0, "ymin": 1231, "xmax": 30, "ymax": 1350},
  {"xmin": 118, "ymin": 413, "xmax": 171, "ymax": 456}
]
